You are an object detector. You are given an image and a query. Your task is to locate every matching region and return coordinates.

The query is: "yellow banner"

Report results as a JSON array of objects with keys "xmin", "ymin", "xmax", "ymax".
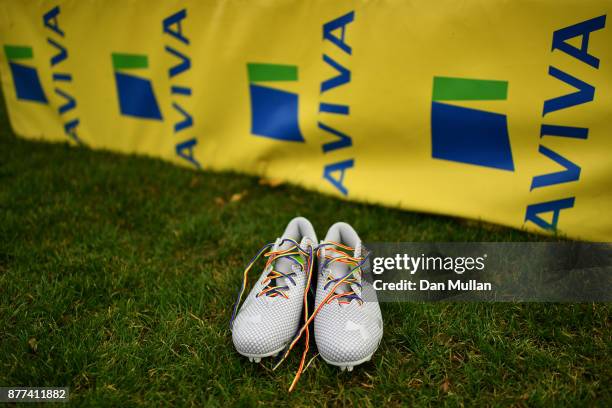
[{"xmin": 1, "ymin": 1, "xmax": 610, "ymax": 240}]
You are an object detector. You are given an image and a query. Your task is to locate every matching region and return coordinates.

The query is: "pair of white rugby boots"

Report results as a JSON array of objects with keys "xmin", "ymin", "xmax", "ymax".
[{"xmin": 230, "ymin": 217, "xmax": 383, "ymax": 373}]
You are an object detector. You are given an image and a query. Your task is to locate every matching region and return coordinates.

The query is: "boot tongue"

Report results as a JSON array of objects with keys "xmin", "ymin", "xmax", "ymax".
[
  {"xmin": 327, "ymin": 245, "xmax": 358, "ymax": 295},
  {"xmin": 271, "ymin": 237, "xmax": 307, "ymax": 290}
]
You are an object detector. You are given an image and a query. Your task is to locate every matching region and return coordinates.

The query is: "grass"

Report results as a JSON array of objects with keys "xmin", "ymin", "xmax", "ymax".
[{"xmin": 0, "ymin": 96, "xmax": 610, "ymax": 406}]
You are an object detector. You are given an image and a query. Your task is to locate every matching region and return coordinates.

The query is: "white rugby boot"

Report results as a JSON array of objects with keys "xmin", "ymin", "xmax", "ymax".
[
  {"xmin": 230, "ymin": 217, "xmax": 317, "ymax": 362},
  {"xmin": 314, "ymin": 222, "xmax": 383, "ymax": 371}
]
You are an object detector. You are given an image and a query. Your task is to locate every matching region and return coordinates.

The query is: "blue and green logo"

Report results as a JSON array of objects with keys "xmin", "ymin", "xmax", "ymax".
[
  {"xmin": 4, "ymin": 45, "xmax": 47, "ymax": 103},
  {"xmin": 112, "ymin": 53, "xmax": 162, "ymax": 120},
  {"xmin": 247, "ymin": 63, "xmax": 304, "ymax": 142},
  {"xmin": 431, "ymin": 76, "xmax": 513, "ymax": 171}
]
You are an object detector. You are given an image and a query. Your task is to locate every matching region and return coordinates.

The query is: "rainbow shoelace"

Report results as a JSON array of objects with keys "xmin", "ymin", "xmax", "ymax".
[
  {"xmin": 230, "ymin": 239, "xmax": 367, "ymax": 392},
  {"xmin": 229, "ymin": 238, "xmax": 314, "ymax": 330},
  {"xmin": 319, "ymin": 242, "xmax": 365, "ymax": 306}
]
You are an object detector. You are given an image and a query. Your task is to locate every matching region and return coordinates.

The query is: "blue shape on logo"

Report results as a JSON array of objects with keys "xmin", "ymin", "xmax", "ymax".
[
  {"xmin": 431, "ymin": 102, "xmax": 514, "ymax": 171},
  {"xmin": 9, "ymin": 62, "xmax": 48, "ymax": 103},
  {"xmin": 114, "ymin": 72, "xmax": 162, "ymax": 120},
  {"xmin": 249, "ymin": 84, "xmax": 304, "ymax": 142}
]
